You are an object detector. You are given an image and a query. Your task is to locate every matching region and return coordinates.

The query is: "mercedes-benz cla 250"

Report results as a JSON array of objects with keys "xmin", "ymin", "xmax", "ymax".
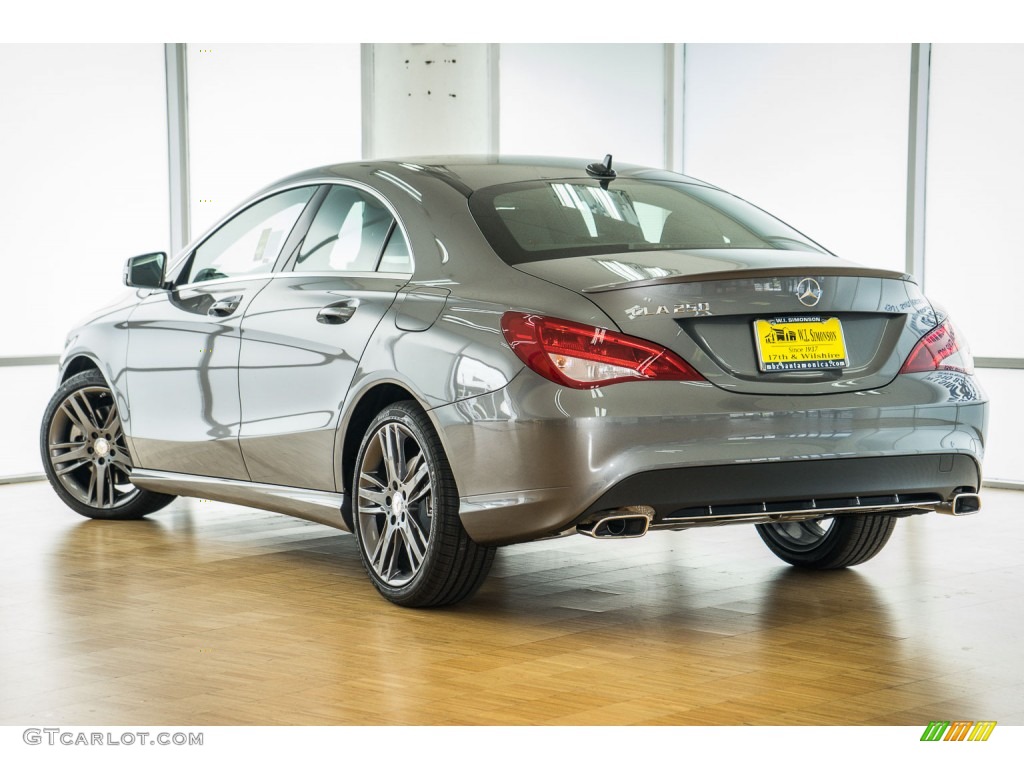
[{"xmin": 41, "ymin": 156, "xmax": 987, "ymax": 607}]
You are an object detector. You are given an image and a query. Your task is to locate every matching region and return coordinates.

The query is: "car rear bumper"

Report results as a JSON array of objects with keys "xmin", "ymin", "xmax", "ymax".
[
  {"xmin": 579, "ymin": 453, "xmax": 979, "ymax": 527},
  {"xmin": 429, "ymin": 369, "xmax": 987, "ymax": 545}
]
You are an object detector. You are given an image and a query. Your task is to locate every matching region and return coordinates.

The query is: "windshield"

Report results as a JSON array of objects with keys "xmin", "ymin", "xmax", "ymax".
[{"xmin": 469, "ymin": 179, "xmax": 829, "ymax": 265}]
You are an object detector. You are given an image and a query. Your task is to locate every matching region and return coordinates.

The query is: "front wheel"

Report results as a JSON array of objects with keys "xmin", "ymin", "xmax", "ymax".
[
  {"xmin": 352, "ymin": 401, "xmax": 495, "ymax": 607},
  {"xmin": 40, "ymin": 369, "xmax": 176, "ymax": 520},
  {"xmin": 756, "ymin": 514, "xmax": 897, "ymax": 569}
]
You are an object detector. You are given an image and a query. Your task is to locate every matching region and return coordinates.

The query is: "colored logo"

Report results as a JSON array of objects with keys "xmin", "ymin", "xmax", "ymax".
[{"xmin": 920, "ymin": 720, "xmax": 997, "ymax": 741}]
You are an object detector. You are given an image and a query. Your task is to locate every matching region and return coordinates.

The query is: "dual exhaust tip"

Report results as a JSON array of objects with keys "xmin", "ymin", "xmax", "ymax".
[{"xmin": 578, "ymin": 493, "xmax": 982, "ymax": 539}]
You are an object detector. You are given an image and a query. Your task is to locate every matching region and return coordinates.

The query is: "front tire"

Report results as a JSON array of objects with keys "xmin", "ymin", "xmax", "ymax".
[
  {"xmin": 40, "ymin": 369, "xmax": 176, "ymax": 520},
  {"xmin": 352, "ymin": 401, "xmax": 495, "ymax": 607},
  {"xmin": 756, "ymin": 514, "xmax": 897, "ymax": 569}
]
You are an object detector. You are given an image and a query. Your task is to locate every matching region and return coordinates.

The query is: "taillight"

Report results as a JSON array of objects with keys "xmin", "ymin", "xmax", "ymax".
[
  {"xmin": 900, "ymin": 319, "xmax": 974, "ymax": 374},
  {"xmin": 500, "ymin": 311, "xmax": 704, "ymax": 389}
]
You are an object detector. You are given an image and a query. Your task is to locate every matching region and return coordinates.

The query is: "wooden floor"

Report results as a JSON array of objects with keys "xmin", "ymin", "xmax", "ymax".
[{"xmin": 2, "ymin": 480, "xmax": 1023, "ymax": 726}]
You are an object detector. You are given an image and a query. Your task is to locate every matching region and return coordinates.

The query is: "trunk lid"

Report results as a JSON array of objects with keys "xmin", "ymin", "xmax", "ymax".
[{"xmin": 514, "ymin": 249, "xmax": 936, "ymax": 395}]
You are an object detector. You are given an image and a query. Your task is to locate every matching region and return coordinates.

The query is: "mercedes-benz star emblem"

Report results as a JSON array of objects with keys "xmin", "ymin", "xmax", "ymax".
[{"xmin": 795, "ymin": 277, "xmax": 823, "ymax": 307}]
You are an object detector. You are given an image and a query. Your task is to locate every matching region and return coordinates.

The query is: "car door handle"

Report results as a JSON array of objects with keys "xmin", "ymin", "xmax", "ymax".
[
  {"xmin": 317, "ymin": 299, "xmax": 359, "ymax": 325},
  {"xmin": 208, "ymin": 295, "xmax": 242, "ymax": 317}
]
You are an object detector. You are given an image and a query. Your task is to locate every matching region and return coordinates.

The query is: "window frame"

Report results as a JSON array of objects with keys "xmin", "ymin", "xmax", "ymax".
[
  {"xmin": 279, "ymin": 180, "xmax": 415, "ymax": 276},
  {"xmin": 170, "ymin": 184, "xmax": 322, "ymax": 289}
]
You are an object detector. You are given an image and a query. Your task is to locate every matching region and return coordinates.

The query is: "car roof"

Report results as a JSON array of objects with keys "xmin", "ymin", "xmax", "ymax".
[{"xmin": 285, "ymin": 155, "xmax": 714, "ymax": 197}]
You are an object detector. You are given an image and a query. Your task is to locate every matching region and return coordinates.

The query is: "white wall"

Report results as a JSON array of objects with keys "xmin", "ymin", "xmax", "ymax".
[
  {"xmin": 370, "ymin": 43, "xmax": 495, "ymax": 158},
  {"xmin": 683, "ymin": 44, "xmax": 911, "ymax": 273},
  {"xmin": 500, "ymin": 44, "xmax": 668, "ymax": 168},
  {"xmin": 187, "ymin": 44, "xmax": 361, "ymax": 239}
]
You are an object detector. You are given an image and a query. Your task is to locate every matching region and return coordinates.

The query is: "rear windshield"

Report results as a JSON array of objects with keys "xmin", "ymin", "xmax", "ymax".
[{"xmin": 468, "ymin": 179, "xmax": 828, "ymax": 265}]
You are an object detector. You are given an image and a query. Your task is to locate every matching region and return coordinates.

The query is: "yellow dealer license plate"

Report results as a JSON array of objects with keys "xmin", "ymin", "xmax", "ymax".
[{"xmin": 754, "ymin": 316, "xmax": 848, "ymax": 372}]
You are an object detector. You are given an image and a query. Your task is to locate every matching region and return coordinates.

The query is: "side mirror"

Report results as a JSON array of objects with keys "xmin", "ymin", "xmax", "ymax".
[{"xmin": 124, "ymin": 252, "xmax": 167, "ymax": 289}]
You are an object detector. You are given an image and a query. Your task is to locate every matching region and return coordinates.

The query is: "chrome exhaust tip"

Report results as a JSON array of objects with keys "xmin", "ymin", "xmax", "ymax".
[
  {"xmin": 577, "ymin": 506, "xmax": 654, "ymax": 539},
  {"xmin": 938, "ymin": 493, "xmax": 982, "ymax": 516}
]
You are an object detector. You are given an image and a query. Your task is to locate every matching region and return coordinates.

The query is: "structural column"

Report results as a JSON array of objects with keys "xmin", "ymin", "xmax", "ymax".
[
  {"xmin": 165, "ymin": 43, "xmax": 191, "ymax": 256},
  {"xmin": 905, "ymin": 43, "xmax": 931, "ymax": 285}
]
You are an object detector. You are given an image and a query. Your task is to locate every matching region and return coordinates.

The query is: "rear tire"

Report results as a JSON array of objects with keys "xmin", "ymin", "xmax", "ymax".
[
  {"xmin": 756, "ymin": 514, "xmax": 896, "ymax": 569},
  {"xmin": 40, "ymin": 370, "xmax": 176, "ymax": 520},
  {"xmin": 352, "ymin": 401, "xmax": 495, "ymax": 607}
]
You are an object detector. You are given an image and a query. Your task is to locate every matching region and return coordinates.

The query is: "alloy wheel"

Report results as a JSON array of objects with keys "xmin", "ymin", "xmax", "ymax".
[
  {"xmin": 46, "ymin": 385, "xmax": 139, "ymax": 510},
  {"xmin": 356, "ymin": 421, "xmax": 433, "ymax": 587}
]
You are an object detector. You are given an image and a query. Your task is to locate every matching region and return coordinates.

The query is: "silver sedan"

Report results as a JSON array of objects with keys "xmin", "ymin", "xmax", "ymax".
[{"xmin": 40, "ymin": 156, "xmax": 987, "ymax": 607}]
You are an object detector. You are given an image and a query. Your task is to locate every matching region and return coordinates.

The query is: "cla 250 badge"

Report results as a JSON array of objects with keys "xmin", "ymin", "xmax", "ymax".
[{"xmin": 625, "ymin": 302, "xmax": 712, "ymax": 320}]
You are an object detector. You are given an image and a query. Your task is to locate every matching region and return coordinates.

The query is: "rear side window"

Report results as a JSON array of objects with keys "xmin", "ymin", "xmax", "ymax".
[
  {"xmin": 294, "ymin": 185, "xmax": 397, "ymax": 273},
  {"xmin": 377, "ymin": 226, "xmax": 412, "ymax": 273},
  {"xmin": 469, "ymin": 179, "xmax": 827, "ymax": 265}
]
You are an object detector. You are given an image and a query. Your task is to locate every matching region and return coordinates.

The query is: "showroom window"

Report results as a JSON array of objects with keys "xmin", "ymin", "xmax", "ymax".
[
  {"xmin": 186, "ymin": 44, "xmax": 362, "ymax": 236},
  {"xmin": 185, "ymin": 186, "xmax": 316, "ymax": 283},
  {"xmin": 683, "ymin": 44, "xmax": 911, "ymax": 272},
  {"xmin": 0, "ymin": 44, "xmax": 168, "ymax": 480},
  {"xmin": 925, "ymin": 44, "xmax": 1024, "ymax": 359}
]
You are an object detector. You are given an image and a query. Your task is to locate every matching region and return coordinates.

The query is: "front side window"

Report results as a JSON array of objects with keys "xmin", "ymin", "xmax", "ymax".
[
  {"xmin": 469, "ymin": 179, "xmax": 828, "ymax": 265},
  {"xmin": 294, "ymin": 185, "xmax": 397, "ymax": 273},
  {"xmin": 186, "ymin": 186, "xmax": 315, "ymax": 284}
]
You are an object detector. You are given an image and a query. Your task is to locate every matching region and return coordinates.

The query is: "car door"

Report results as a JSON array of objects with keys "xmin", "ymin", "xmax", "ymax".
[
  {"xmin": 237, "ymin": 182, "xmax": 413, "ymax": 491},
  {"xmin": 126, "ymin": 185, "xmax": 318, "ymax": 479}
]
